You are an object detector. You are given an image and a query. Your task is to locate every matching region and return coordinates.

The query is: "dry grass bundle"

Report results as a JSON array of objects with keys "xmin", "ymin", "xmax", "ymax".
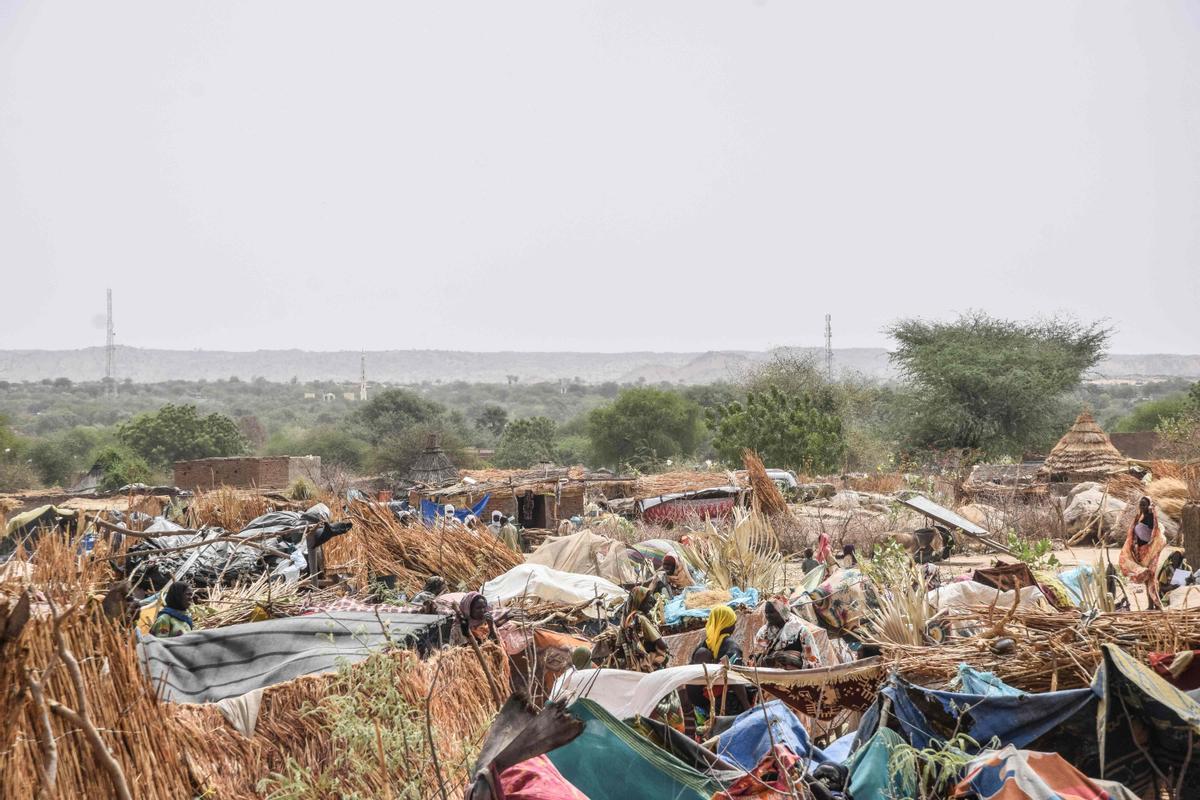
[
  {"xmin": 1105, "ymin": 472, "xmax": 1146, "ymax": 503},
  {"xmin": 883, "ymin": 607, "xmax": 1200, "ymax": 693},
  {"xmin": 847, "ymin": 473, "xmax": 905, "ymax": 494},
  {"xmin": 684, "ymin": 588, "xmax": 733, "ymax": 609},
  {"xmin": 329, "ymin": 502, "xmax": 522, "ymax": 593},
  {"xmin": 633, "ymin": 470, "xmax": 738, "ymax": 498},
  {"xmin": 184, "ymin": 486, "xmax": 276, "ymax": 530},
  {"xmin": 190, "ymin": 575, "xmax": 342, "ymax": 629},
  {"xmin": 678, "ymin": 509, "xmax": 784, "ymax": 592},
  {"xmin": 742, "ymin": 449, "xmax": 789, "ymax": 517},
  {"xmin": 2, "ymin": 545, "xmax": 198, "ymax": 799},
  {"xmin": 1147, "ymin": 477, "xmax": 1190, "ymax": 520}
]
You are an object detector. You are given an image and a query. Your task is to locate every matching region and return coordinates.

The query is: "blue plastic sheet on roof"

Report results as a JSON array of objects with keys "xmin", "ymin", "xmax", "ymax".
[
  {"xmin": 663, "ymin": 586, "xmax": 759, "ymax": 626},
  {"xmin": 715, "ymin": 700, "xmax": 832, "ymax": 773},
  {"xmin": 882, "ymin": 674, "xmax": 1099, "ymax": 751},
  {"xmin": 419, "ymin": 494, "xmax": 490, "ymax": 524},
  {"xmin": 955, "ymin": 664, "xmax": 1025, "ymax": 697}
]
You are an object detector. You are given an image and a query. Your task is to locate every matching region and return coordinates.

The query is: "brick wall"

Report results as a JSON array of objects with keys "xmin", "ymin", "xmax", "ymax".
[{"xmin": 173, "ymin": 456, "xmax": 322, "ymax": 490}]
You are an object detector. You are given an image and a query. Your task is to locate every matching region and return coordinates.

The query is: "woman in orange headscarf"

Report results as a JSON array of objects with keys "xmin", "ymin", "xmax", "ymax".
[{"xmin": 1120, "ymin": 497, "xmax": 1167, "ymax": 610}]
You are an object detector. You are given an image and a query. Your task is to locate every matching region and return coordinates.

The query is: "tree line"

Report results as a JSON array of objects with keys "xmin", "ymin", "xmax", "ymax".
[{"xmin": 2, "ymin": 313, "xmax": 1197, "ymax": 492}]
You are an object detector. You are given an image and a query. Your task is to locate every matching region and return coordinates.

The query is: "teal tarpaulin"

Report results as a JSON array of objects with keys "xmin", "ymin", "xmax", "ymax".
[{"xmin": 548, "ymin": 699, "xmax": 721, "ymax": 800}]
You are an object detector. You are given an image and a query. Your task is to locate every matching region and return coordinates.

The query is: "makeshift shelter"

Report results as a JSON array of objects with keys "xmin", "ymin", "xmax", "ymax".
[
  {"xmin": 403, "ymin": 433, "xmax": 460, "ymax": 487},
  {"xmin": 1039, "ymin": 411, "xmax": 1129, "ymax": 483},
  {"xmin": 417, "ymin": 465, "xmax": 634, "ymax": 531}
]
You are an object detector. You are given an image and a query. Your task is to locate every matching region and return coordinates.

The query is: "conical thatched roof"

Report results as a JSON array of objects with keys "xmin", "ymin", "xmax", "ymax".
[
  {"xmin": 404, "ymin": 433, "xmax": 459, "ymax": 487},
  {"xmin": 1038, "ymin": 410, "xmax": 1128, "ymax": 481}
]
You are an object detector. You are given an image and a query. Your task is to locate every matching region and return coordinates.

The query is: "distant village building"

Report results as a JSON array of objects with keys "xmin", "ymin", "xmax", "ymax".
[
  {"xmin": 303, "ymin": 392, "xmax": 316, "ymax": 400},
  {"xmin": 322, "ymin": 392, "xmax": 336, "ymax": 402},
  {"xmin": 342, "ymin": 392, "xmax": 357, "ymax": 401},
  {"xmin": 174, "ymin": 456, "xmax": 321, "ymax": 490}
]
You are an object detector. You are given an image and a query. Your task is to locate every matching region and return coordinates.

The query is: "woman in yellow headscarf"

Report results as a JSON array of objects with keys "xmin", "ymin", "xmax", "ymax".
[
  {"xmin": 704, "ymin": 605, "xmax": 739, "ymax": 662},
  {"xmin": 682, "ymin": 604, "xmax": 753, "ymax": 729}
]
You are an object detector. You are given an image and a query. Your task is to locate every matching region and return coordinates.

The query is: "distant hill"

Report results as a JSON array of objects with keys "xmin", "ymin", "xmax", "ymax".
[{"xmin": 0, "ymin": 347, "xmax": 1196, "ymax": 385}]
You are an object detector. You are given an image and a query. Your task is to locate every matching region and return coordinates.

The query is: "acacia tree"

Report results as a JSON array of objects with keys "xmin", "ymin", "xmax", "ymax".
[
  {"xmin": 493, "ymin": 416, "xmax": 557, "ymax": 468},
  {"xmin": 118, "ymin": 404, "xmax": 248, "ymax": 467},
  {"xmin": 475, "ymin": 405, "xmax": 509, "ymax": 438},
  {"xmin": 708, "ymin": 386, "xmax": 846, "ymax": 473},
  {"xmin": 887, "ymin": 313, "xmax": 1110, "ymax": 456},
  {"xmin": 588, "ymin": 388, "xmax": 702, "ymax": 469}
]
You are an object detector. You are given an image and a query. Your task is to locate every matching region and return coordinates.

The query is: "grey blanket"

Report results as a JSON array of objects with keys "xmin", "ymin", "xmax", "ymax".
[{"xmin": 138, "ymin": 611, "xmax": 450, "ymax": 703}]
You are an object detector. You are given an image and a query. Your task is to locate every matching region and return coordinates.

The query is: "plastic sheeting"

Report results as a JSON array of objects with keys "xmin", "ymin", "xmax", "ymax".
[
  {"xmin": 526, "ymin": 530, "xmax": 644, "ymax": 585},
  {"xmin": 419, "ymin": 494, "xmax": 490, "ymax": 523},
  {"xmin": 955, "ymin": 745, "xmax": 1139, "ymax": 800},
  {"xmin": 548, "ymin": 699, "xmax": 721, "ymax": 800},
  {"xmin": 664, "ymin": 586, "xmax": 759, "ymax": 626},
  {"xmin": 926, "ymin": 580, "xmax": 1047, "ymax": 612},
  {"xmin": 714, "ymin": 700, "xmax": 833, "ymax": 773},
  {"xmin": 482, "ymin": 563, "xmax": 626, "ymax": 618},
  {"xmin": 550, "ymin": 664, "xmax": 753, "ymax": 720},
  {"xmin": 955, "ymin": 664, "xmax": 1025, "ymax": 697}
]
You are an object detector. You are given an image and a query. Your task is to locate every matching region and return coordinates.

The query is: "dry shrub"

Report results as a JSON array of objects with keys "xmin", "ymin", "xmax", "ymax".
[
  {"xmin": 846, "ymin": 472, "xmax": 905, "ymax": 494},
  {"xmin": 174, "ymin": 644, "xmax": 509, "ymax": 799},
  {"xmin": 184, "ymin": 486, "xmax": 275, "ymax": 530}
]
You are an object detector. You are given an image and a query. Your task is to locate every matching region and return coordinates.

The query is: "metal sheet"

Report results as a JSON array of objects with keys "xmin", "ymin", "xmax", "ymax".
[{"xmin": 898, "ymin": 493, "xmax": 989, "ymax": 536}]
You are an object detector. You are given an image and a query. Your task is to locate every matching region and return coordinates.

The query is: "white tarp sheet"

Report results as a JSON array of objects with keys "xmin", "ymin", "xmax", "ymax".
[
  {"xmin": 926, "ymin": 580, "xmax": 1046, "ymax": 612},
  {"xmin": 549, "ymin": 664, "xmax": 752, "ymax": 719},
  {"xmin": 482, "ymin": 562, "xmax": 627, "ymax": 618}
]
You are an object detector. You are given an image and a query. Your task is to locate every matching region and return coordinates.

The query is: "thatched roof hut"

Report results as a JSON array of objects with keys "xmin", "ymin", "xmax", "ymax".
[
  {"xmin": 403, "ymin": 434, "xmax": 459, "ymax": 488},
  {"xmin": 1038, "ymin": 410, "xmax": 1128, "ymax": 483}
]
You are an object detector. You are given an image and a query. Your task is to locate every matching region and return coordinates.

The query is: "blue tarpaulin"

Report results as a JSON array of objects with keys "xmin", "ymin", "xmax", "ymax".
[
  {"xmin": 548, "ymin": 699, "xmax": 721, "ymax": 800},
  {"xmin": 882, "ymin": 674, "xmax": 1099, "ymax": 751},
  {"xmin": 715, "ymin": 700, "xmax": 832, "ymax": 773},
  {"xmin": 419, "ymin": 494, "xmax": 490, "ymax": 524},
  {"xmin": 664, "ymin": 586, "xmax": 759, "ymax": 626},
  {"xmin": 954, "ymin": 664, "xmax": 1025, "ymax": 697}
]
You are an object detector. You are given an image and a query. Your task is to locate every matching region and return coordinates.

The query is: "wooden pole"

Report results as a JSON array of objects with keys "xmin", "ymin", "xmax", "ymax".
[{"xmin": 1182, "ymin": 502, "xmax": 1200, "ymax": 570}]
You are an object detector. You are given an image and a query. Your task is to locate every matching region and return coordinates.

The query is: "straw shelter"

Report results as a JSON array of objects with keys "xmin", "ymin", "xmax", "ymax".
[
  {"xmin": 402, "ymin": 433, "xmax": 459, "ymax": 488},
  {"xmin": 1038, "ymin": 410, "xmax": 1129, "ymax": 483}
]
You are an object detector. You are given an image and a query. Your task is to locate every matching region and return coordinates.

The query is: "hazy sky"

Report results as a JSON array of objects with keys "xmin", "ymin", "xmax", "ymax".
[{"xmin": 2, "ymin": 2, "xmax": 1198, "ymax": 354}]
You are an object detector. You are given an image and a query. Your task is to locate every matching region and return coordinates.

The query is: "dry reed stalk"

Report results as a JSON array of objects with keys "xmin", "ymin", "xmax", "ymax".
[
  {"xmin": 329, "ymin": 502, "xmax": 522, "ymax": 593},
  {"xmin": 190, "ymin": 574, "xmax": 342, "ymax": 629},
  {"xmin": 881, "ymin": 607, "xmax": 1200, "ymax": 693},
  {"xmin": 2, "ymin": 552, "xmax": 198, "ymax": 799},
  {"xmin": 742, "ymin": 450, "xmax": 789, "ymax": 518}
]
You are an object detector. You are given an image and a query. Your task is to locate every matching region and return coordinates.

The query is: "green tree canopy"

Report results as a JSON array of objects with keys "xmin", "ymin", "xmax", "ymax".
[
  {"xmin": 1112, "ymin": 393, "xmax": 1194, "ymax": 433},
  {"xmin": 475, "ymin": 405, "xmax": 509, "ymax": 437},
  {"xmin": 118, "ymin": 404, "xmax": 248, "ymax": 467},
  {"xmin": 355, "ymin": 389, "xmax": 445, "ymax": 445},
  {"xmin": 91, "ymin": 446, "xmax": 153, "ymax": 491},
  {"xmin": 587, "ymin": 388, "xmax": 702, "ymax": 469},
  {"xmin": 708, "ymin": 386, "xmax": 846, "ymax": 473},
  {"xmin": 493, "ymin": 416, "xmax": 557, "ymax": 468},
  {"xmin": 887, "ymin": 313, "xmax": 1110, "ymax": 456}
]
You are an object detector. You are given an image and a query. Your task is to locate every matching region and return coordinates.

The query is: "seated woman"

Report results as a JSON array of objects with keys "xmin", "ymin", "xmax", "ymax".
[
  {"xmin": 751, "ymin": 599, "xmax": 819, "ymax": 670},
  {"xmin": 681, "ymin": 606, "xmax": 754, "ymax": 733},
  {"xmin": 452, "ymin": 591, "xmax": 497, "ymax": 645},
  {"xmin": 612, "ymin": 586, "xmax": 670, "ymax": 672},
  {"xmin": 1120, "ymin": 497, "xmax": 1167, "ymax": 610}
]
